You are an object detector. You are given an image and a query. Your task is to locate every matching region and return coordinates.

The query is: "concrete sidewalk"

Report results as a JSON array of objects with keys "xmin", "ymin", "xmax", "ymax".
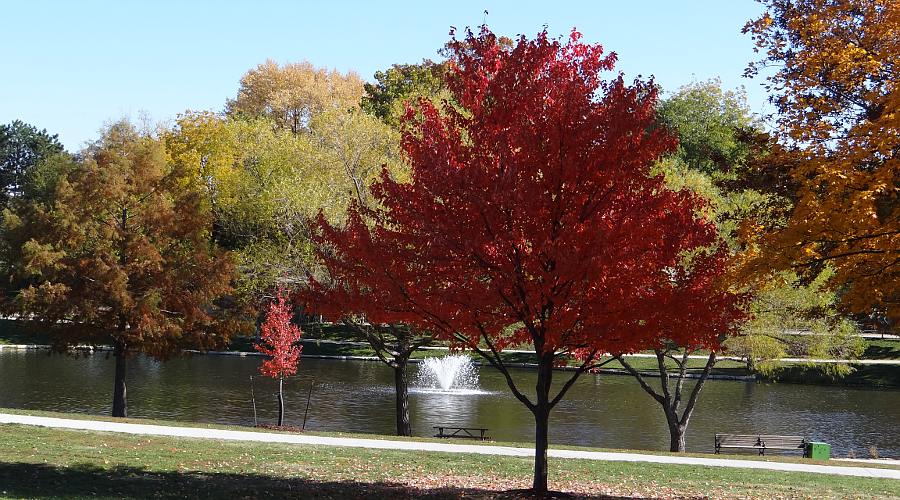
[{"xmin": 1, "ymin": 413, "xmax": 897, "ymax": 480}]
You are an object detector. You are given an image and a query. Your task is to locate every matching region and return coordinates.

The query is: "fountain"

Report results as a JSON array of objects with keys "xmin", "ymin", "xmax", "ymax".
[{"xmin": 414, "ymin": 354, "xmax": 481, "ymax": 393}]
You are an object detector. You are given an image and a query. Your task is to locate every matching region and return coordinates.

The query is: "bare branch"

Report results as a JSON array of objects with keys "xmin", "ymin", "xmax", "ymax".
[
  {"xmin": 679, "ymin": 351, "xmax": 717, "ymax": 427},
  {"xmin": 462, "ymin": 324, "xmax": 536, "ymax": 411},
  {"xmin": 655, "ymin": 349, "xmax": 672, "ymax": 403},
  {"xmin": 672, "ymin": 350, "xmax": 691, "ymax": 410},
  {"xmin": 549, "ymin": 349, "xmax": 600, "ymax": 408},
  {"xmin": 616, "ymin": 354, "xmax": 665, "ymax": 405}
]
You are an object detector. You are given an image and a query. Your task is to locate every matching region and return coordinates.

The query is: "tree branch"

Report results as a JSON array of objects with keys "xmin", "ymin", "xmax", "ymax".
[
  {"xmin": 655, "ymin": 349, "xmax": 673, "ymax": 403},
  {"xmin": 679, "ymin": 351, "xmax": 717, "ymax": 427},
  {"xmin": 616, "ymin": 354, "xmax": 665, "ymax": 405},
  {"xmin": 549, "ymin": 349, "xmax": 600, "ymax": 409},
  {"xmin": 467, "ymin": 323, "xmax": 536, "ymax": 411}
]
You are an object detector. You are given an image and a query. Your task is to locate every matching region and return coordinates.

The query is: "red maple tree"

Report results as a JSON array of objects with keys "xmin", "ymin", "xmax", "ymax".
[
  {"xmin": 310, "ymin": 27, "xmax": 737, "ymax": 493},
  {"xmin": 255, "ymin": 288, "xmax": 303, "ymax": 426}
]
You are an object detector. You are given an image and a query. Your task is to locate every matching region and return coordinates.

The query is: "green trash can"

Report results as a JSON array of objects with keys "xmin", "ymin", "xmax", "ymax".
[{"xmin": 806, "ymin": 442, "xmax": 831, "ymax": 460}]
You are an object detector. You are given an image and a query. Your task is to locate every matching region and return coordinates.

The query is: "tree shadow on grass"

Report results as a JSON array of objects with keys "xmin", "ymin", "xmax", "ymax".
[
  {"xmin": 0, "ymin": 462, "xmax": 635, "ymax": 499},
  {"xmin": 862, "ymin": 344, "xmax": 900, "ymax": 360}
]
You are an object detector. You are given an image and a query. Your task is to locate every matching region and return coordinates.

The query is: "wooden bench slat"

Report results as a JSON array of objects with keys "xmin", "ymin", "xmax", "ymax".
[{"xmin": 715, "ymin": 433, "xmax": 807, "ymax": 455}]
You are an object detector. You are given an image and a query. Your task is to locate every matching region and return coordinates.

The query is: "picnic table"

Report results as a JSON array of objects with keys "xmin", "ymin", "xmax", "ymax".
[{"xmin": 433, "ymin": 426, "xmax": 490, "ymax": 441}]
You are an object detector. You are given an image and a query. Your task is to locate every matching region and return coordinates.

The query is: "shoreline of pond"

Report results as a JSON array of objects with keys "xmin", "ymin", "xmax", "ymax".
[
  {"xmin": 2, "ymin": 315, "xmax": 897, "ymax": 388},
  {"xmin": 4, "ymin": 342, "xmax": 898, "ymax": 388},
  {"xmin": 2, "ymin": 351, "xmax": 897, "ymax": 457}
]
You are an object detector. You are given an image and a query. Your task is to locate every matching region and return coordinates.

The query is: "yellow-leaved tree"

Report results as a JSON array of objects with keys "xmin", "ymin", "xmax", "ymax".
[
  {"xmin": 165, "ymin": 108, "xmax": 404, "ymax": 302},
  {"xmin": 226, "ymin": 60, "xmax": 365, "ymax": 134},
  {"xmin": 743, "ymin": 0, "xmax": 899, "ymax": 329}
]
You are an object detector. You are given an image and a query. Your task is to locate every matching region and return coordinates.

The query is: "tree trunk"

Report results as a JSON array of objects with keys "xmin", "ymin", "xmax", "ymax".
[
  {"xmin": 393, "ymin": 362, "xmax": 412, "ymax": 436},
  {"xmin": 669, "ymin": 352, "xmax": 716, "ymax": 453},
  {"xmin": 532, "ymin": 356, "xmax": 553, "ymax": 494},
  {"xmin": 533, "ymin": 404, "xmax": 550, "ymax": 494},
  {"xmin": 668, "ymin": 422, "xmax": 686, "ymax": 452},
  {"xmin": 112, "ymin": 339, "xmax": 127, "ymax": 418},
  {"xmin": 113, "ymin": 207, "xmax": 129, "ymax": 418},
  {"xmin": 277, "ymin": 375, "xmax": 285, "ymax": 426}
]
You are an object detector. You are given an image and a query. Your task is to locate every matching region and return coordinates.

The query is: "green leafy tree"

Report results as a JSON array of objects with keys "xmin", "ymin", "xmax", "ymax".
[
  {"xmin": 361, "ymin": 61, "xmax": 449, "ymax": 128},
  {"xmin": 655, "ymin": 80, "xmax": 864, "ymax": 374},
  {"xmin": 308, "ymin": 109, "xmax": 406, "ymax": 209},
  {"xmin": 0, "ymin": 120, "xmax": 66, "ymax": 210},
  {"xmin": 655, "ymin": 81, "xmax": 787, "ymax": 247},
  {"xmin": 658, "ymin": 81, "xmax": 756, "ymax": 178},
  {"xmin": 166, "ymin": 114, "xmax": 317, "ymax": 300},
  {"xmin": 726, "ymin": 269, "xmax": 864, "ymax": 375},
  {"xmin": 3, "ymin": 121, "xmax": 243, "ymax": 417},
  {"xmin": 0, "ymin": 151, "xmax": 77, "ymax": 295},
  {"xmin": 165, "ymin": 109, "xmax": 404, "ymax": 302}
]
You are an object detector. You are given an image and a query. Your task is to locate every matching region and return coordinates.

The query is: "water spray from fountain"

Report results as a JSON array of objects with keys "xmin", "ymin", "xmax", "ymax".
[{"xmin": 415, "ymin": 354, "xmax": 480, "ymax": 393}]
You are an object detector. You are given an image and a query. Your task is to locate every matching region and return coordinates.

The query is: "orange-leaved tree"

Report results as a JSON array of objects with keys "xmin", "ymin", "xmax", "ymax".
[
  {"xmin": 309, "ymin": 27, "xmax": 731, "ymax": 493},
  {"xmin": 255, "ymin": 288, "xmax": 303, "ymax": 426},
  {"xmin": 743, "ymin": 0, "xmax": 899, "ymax": 327},
  {"xmin": 2, "ymin": 121, "xmax": 242, "ymax": 417}
]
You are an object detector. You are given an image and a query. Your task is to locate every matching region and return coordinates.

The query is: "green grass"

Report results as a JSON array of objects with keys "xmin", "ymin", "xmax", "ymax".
[
  {"xmin": 0, "ymin": 413, "xmax": 898, "ymax": 499},
  {"xmin": 3, "ymin": 408, "xmax": 899, "ymax": 470},
  {"xmin": 768, "ymin": 363, "xmax": 900, "ymax": 387},
  {"xmin": 0, "ymin": 319, "xmax": 51, "ymax": 345},
  {"xmin": 863, "ymin": 340, "xmax": 900, "ymax": 360}
]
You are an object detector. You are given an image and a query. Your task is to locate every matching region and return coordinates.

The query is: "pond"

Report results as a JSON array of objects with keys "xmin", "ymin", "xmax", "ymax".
[{"xmin": 0, "ymin": 349, "xmax": 897, "ymax": 457}]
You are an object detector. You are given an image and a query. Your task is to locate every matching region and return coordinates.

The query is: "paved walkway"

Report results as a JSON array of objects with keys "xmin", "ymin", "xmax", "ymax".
[{"xmin": 1, "ymin": 413, "xmax": 897, "ymax": 480}]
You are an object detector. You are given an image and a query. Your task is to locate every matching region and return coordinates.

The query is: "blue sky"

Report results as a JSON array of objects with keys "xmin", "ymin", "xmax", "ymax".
[{"xmin": 2, "ymin": 1, "xmax": 768, "ymax": 151}]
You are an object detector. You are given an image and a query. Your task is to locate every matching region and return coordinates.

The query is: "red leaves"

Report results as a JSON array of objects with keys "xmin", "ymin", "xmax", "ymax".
[
  {"xmin": 255, "ymin": 288, "xmax": 303, "ymax": 379},
  {"xmin": 311, "ymin": 27, "xmax": 742, "ymax": 357}
]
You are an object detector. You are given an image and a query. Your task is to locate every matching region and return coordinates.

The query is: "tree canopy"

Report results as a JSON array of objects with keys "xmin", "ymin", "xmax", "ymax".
[
  {"xmin": 256, "ymin": 288, "xmax": 303, "ymax": 426},
  {"xmin": 361, "ymin": 61, "xmax": 449, "ymax": 128},
  {"xmin": 656, "ymin": 79, "xmax": 862, "ymax": 375},
  {"xmin": 3, "ymin": 121, "xmax": 243, "ymax": 416},
  {"xmin": 743, "ymin": 0, "xmax": 899, "ymax": 327},
  {"xmin": 227, "ymin": 60, "xmax": 365, "ymax": 134},
  {"xmin": 655, "ymin": 81, "xmax": 785, "ymax": 248},
  {"xmin": 165, "ymin": 108, "xmax": 403, "ymax": 302},
  {"xmin": 308, "ymin": 27, "xmax": 742, "ymax": 493},
  {"xmin": 726, "ymin": 267, "xmax": 863, "ymax": 375},
  {"xmin": 0, "ymin": 120, "xmax": 67, "ymax": 210}
]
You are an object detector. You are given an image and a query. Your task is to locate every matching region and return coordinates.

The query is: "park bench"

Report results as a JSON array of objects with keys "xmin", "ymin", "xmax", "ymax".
[
  {"xmin": 433, "ymin": 426, "xmax": 490, "ymax": 441},
  {"xmin": 715, "ymin": 433, "xmax": 807, "ymax": 455}
]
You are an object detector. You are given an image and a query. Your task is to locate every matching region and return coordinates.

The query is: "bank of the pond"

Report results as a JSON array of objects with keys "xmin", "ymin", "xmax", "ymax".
[
  {"xmin": 3, "ymin": 351, "xmax": 898, "ymax": 457},
  {"xmin": 3, "ymin": 338, "xmax": 899, "ymax": 387},
  {"xmin": 0, "ymin": 411, "xmax": 897, "ymax": 499},
  {"xmin": 2, "ymin": 318, "xmax": 899, "ymax": 387}
]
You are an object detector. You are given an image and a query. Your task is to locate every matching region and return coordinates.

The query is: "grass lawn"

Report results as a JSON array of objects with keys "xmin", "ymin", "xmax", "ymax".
[
  {"xmin": 766, "ymin": 363, "xmax": 900, "ymax": 387},
  {"xmin": 4, "ymin": 408, "xmax": 900, "ymax": 470},
  {"xmin": 863, "ymin": 340, "xmax": 900, "ymax": 360},
  {"xmin": 0, "ymin": 319, "xmax": 50, "ymax": 345},
  {"xmin": 0, "ymin": 414, "xmax": 898, "ymax": 499}
]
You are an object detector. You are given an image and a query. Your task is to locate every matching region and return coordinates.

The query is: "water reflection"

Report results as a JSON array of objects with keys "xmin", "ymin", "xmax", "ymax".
[{"xmin": 0, "ymin": 350, "xmax": 897, "ymax": 457}]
